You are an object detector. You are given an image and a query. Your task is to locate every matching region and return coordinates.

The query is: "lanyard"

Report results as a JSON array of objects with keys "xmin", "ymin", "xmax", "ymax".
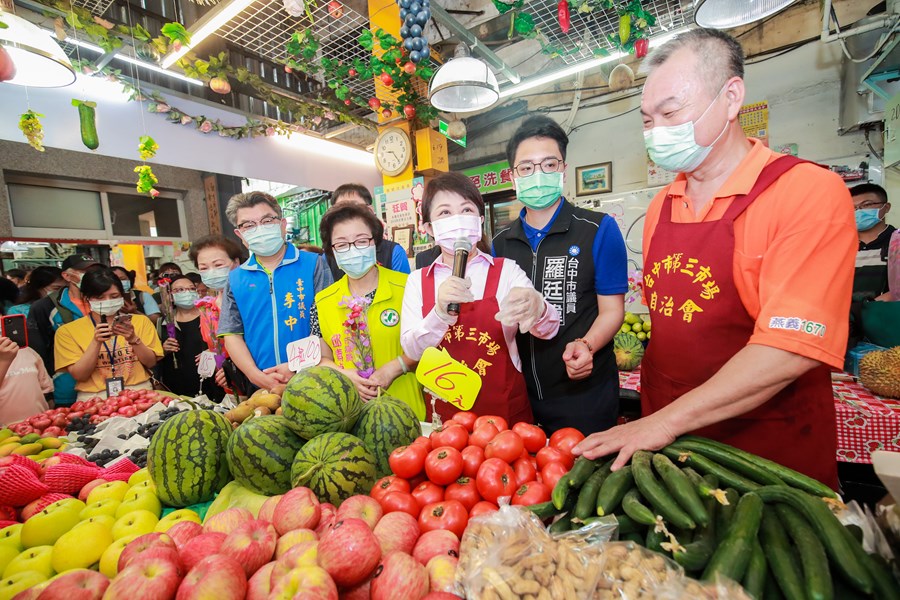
[{"xmin": 90, "ymin": 315, "xmax": 119, "ymax": 377}]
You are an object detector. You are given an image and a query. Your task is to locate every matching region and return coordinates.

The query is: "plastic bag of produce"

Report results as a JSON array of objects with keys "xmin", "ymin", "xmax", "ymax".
[
  {"xmin": 652, "ymin": 574, "xmax": 753, "ymax": 599},
  {"xmin": 593, "ymin": 541, "xmax": 684, "ymax": 599}
]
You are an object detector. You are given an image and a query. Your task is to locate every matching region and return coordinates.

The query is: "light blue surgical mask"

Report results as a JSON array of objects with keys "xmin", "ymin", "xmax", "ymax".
[
  {"xmin": 173, "ymin": 290, "xmax": 200, "ymax": 309},
  {"xmin": 855, "ymin": 208, "xmax": 883, "ymax": 232},
  {"xmin": 242, "ymin": 223, "xmax": 285, "ymax": 257},
  {"xmin": 514, "ymin": 171, "xmax": 564, "ymax": 210},
  {"xmin": 120, "ymin": 280, "xmax": 132, "ymax": 293},
  {"xmin": 335, "ymin": 244, "xmax": 377, "ymax": 279},
  {"xmin": 200, "ymin": 266, "xmax": 231, "ymax": 290}
]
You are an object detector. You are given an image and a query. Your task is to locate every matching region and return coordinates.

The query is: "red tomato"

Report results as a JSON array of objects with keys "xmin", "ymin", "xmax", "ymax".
[
  {"xmin": 430, "ymin": 423, "xmax": 468, "ymax": 452},
  {"xmin": 370, "ymin": 475, "xmax": 410, "ymax": 502},
  {"xmin": 549, "ymin": 427, "xmax": 585, "ymax": 455},
  {"xmin": 460, "ymin": 446, "xmax": 485, "ymax": 478},
  {"xmin": 469, "ymin": 501, "xmax": 499, "ymax": 518},
  {"xmin": 418, "ymin": 500, "xmax": 468, "ymax": 539},
  {"xmin": 450, "ymin": 411, "xmax": 478, "ymax": 432},
  {"xmin": 484, "ymin": 430, "xmax": 525, "ymax": 464},
  {"xmin": 380, "ymin": 491, "xmax": 421, "ymax": 517},
  {"xmin": 412, "ymin": 435, "xmax": 433, "ymax": 451},
  {"xmin": 511, "ymin": 481, "xmax": 550, "ymax": 506},
  {"xmin": 444, "ymin": 477, "xmax": 481, "ymax": 511},
  {"xmin": 411, "ymin": 481, "xmax": 444, "ymax": 509},
  {"xmin": 536, "ymin": 446, "xmax": 574, "ymax": 470},
  {"xmin": 541, "ymin": 462, "xmax": 568, "ymax": 490},
  {"xmin": 512, "ymin": 422, "xmax": 547, "ymax": 454},
  {"xmin": 474, "ymin": 415, "xmax": 508, "ymax": 431},
  {"xmin": 475, "ymin": 458, "xmax": 517, "ymax": 504},
  {"xmin": 513, "ymin": 457, "xmax": 537, "ymax": 485},
  {"xmin": 425, "ymin": 446, "xmax": 464, "ymax": 486},
  {"xmin": 408, "ymin": 472, "xmax": 428, "ymax": 489},
  {"xmin": 468, "ymin": 423, "xmax": 499, "ymax": 449},
  {"xmin": 389, "ymin": 444, "xmax": 428, "ymax": 479}
]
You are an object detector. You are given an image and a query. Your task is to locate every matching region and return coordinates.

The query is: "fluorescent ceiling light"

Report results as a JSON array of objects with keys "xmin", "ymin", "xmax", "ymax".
[
  {"xmin": 498, "ymin": 27, "xmax": 690, "ymax": 99},
  {"xmin": 161, "ymin": 0, "xmax": 256, "ymax": 68},
  {"xmin": 695, "ymin": 0, "xmax": 800, "ymax": 29},
  {"xmin": 66, "ymin": 37, "xmax": 204, "ymax": 86},
  {"xmin": 0, "ymin": 11, "xmax": 75, "ymax": 87},
  {"xmin": 272, "ymin": 132, "xmax": 373, "ymax": 167}
]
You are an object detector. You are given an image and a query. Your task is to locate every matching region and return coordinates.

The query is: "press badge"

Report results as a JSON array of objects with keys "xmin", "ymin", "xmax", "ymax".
[{"xmin": 105, "ymin": 377, "xmax": 125, "ymax": 398}]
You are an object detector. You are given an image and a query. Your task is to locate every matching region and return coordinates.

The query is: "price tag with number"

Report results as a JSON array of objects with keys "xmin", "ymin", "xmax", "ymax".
[
  {"xmin": 197, "ymin": 351, "xmax": 217, "ymax": 379},
  {"xmin": 287, "ymin": 335, "xmax": 322, "ymax": 373},
  {"xmin": 415, "ymin": 347, "xmax": 482, "ymax": 411}
]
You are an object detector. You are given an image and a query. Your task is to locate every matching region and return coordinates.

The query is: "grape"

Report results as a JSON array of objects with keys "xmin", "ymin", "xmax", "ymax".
[
  {"xmin": 400, "ymin": 25, "xmax": 409, "ymax": 38},
  {"xmin": 415, "ymin": 11, "xmax": 429, "ymax": 25},
  {"xmin": 399, "ymin": 0, "xmax": 411, "ymax": 7},
  {"xmin": 404, "ymin": 38, "xmax": 416, "ymax": 51},
  {"xmin": 404, "ymin": 13, "xmax": 415, "ymax": 26},
  {"xmin": 399, "ymin": 8, "xmax": 408, "ymax": 19},
  {"xmin": 410, "ymin": 2, "xmax": 420, "ymax": 13},
  {"xmin": 409, "ymin": 50, "xmax": 422, "ymax": 63},
  {"xmin": 410, "ymin": 24, "xmax": 423, "ymax": 38},
  {"xmin": 411, "ymin": 36, "xmax": 424, "ymax": 50}
]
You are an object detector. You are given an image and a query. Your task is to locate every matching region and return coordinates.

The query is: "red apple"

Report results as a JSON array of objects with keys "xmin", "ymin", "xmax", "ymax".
[
  {"xmin": 348, "ymin": 68, "xmax": 357, "ymax": 77},
  {"xmin": 368, "ymin": 97, "xmax": 382, "ymax": 110},
  {"xmin": 403, "ymin": 61, "xmax": 416, "ymax": 74},
  {"xmin": 165, "ymin": 520, "xmax": 203, "ymax": 549},
  {"xmin": 273, "ymin": 488, "xmax": 319, "ymax": 536},
  {"xmin": 373, "ymin": 511, "xmax": 419, "ymax": 555},
  {"xmin": 317, "ymin": 518, "xmax": 381, "ymax": 588},
  {"xmin": 370, "ymin": 551, "xmax": 428, "ymax": 600},
  {"xmin": 403, "ymin": 104, "xmax": 416, "ymax": 120},
  {"xmin": 178, "ymin": 532, "xmax": 226, "ymax": 572},
  {"xmin": 78, "ymin": 479, "xmax": 107, "ymax": 502},
  {"xmin": 380, "ymin": 72, "xmax": 394, "ymax": 86},
  {"xmin": 412, "ymin": 530, "xmax": 459, "ymax": 566},
  {"xmin": 314, "ymin": 503, "xmax": 336, "ymax": 538},
  {"xmin": 269, "ymin": 565, "xmax": 337, "ymax": 600},
  {"xmin": 220, "ymin": 519, "xmax": 277, "ymax": 577},
  {"xmin": 426, "ymin": 554, "xmax": 458, "ymax": 594},
  {"xmin": 382, "ymin": 108, "xmax": 393, "ymax": 119},
  {"xmin": 269, "ymin": 540, "xmax": 318, "ymax": 588},
  {"xmin": 118, "ymin": 533, "xmax": 181, "ymax": 574},
  {"xmin": 335, "ymin": 495, "xmax": 382, "ymax": 530},
  {"xmin": 245, "ymin": 561, "xmax": 275, "ymax": 600},
  {"xmin": 340, "ymin": 578, "xmax": 371, "ymax": 600},
  {"xmin": 103, "ymin": 555, "xmax": 182, "ymax": 600},
  {"xmin": 422, "ymin": 594, "xmax": 463, "ymax": 599},
  {"xmin": 257, "ymin": 495, "xmax": 282, "ymax": 523},
  {"xmin": 274, "ymin": 528, "xmax": 316, "ymax": 558},
  {"xmin": 203, "ymin": 507, "xmax": 253, "ymax": 535},
  {"xmin": 175, "ymin": 554, "xmax": 247, "ymax": 600},
  {"xmin": 36, "ymin": 568, "xmax": 110, "ymax": 600}
]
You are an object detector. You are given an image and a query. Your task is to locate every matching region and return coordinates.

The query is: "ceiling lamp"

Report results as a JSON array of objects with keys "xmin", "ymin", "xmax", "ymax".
[
  {"xmin": 429, "ymin": 45, "xmax": 499, "ymax": 113},
  {"xmin": 694, "ymin": 0, "xmax": 800, "ymax": 29},
  {"xmin": 0, "ymin": 10, "xmax": 75, "ymax": 87}
]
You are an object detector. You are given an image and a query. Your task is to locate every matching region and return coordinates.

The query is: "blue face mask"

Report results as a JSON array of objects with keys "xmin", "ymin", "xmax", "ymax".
[
  {"xmin": 855, "ymin": 208, "xmax": 882, "ymax": 232},
  {"xmin": 121, "ymin": 280, "xmax": 132, "ymax": 293},
  {"xmin": 200, "ymin": 266, "xmax": 231, "ymax": 290},
  {"xmin": 242, "ymin": 223, "xmax": 285, "ymax": 257},
  {"xmin": 335, "ymin": 244, "xmax": 377, "ymax": 279}
]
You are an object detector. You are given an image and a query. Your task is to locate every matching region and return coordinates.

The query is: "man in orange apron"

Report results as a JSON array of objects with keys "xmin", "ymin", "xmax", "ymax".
[{"xmin": 574, "ymin": 28, "xmax": 856, "ymax": 490}]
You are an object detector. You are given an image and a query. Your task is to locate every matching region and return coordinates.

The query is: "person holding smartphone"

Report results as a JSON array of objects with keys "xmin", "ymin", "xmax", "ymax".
[
  {"xmin": 54, "ymin": 270, "xmax": 163, "ymax": 401},
  {"xmin": 0, "ymin": 336, "xmax": 53, "ymax": 425}
]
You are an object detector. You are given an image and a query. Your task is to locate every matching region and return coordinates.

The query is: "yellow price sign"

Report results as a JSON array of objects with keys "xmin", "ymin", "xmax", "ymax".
[{"xmin": 415, "ymin": 347, "xmax": 482, "ymax": 412}]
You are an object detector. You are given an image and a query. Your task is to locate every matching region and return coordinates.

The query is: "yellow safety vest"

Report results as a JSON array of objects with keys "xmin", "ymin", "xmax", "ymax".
[{"xmin": 315, "ymin": 266, "xmax": 425, "ymax": 420}]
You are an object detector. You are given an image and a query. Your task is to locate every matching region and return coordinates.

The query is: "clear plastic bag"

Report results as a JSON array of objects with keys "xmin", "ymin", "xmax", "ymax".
[
  {"xmin": 593, "ymin": 541, "xmax": 684, "ymax": 599},
  {"xmin": 651, "ymin": 574, "xmax": 753, "ymax": 600}
]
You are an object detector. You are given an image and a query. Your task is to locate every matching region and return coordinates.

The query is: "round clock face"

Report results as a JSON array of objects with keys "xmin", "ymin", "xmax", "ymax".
[{"xmin": 375, "ymin": 127, "xmax": 411, "ymax": 176}]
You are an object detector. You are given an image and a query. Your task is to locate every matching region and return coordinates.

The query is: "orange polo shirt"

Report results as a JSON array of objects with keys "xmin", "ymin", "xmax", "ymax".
[{"xmin": 642, "ymin": 139, "xmax": 856, "ymax": 369}]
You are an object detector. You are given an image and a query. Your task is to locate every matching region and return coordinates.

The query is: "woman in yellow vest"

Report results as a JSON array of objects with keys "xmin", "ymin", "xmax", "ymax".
[{"xmin": 311, "ymin": 203, "xmax": 425, "ymax": 419}]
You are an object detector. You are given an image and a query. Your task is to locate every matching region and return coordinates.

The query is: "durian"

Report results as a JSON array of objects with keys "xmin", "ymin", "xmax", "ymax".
[{"xmin": 859, "ymin": 346, "xmax": 900, "ymax": 398}]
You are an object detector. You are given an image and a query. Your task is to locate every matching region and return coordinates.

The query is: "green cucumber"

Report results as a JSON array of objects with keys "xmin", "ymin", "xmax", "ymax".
[
  {"xmin": 663, "ymin": 445, "xmax": 760, "ymax": 494},
  {"xmin": 653, "ymin": 453, "xmax": 709, "ymax": 527},
  {"xmin": 674, "ymin": 438, "xmax": 786, "ymax": 486},
  {"xmin": 845, "ymin": 523, "xmax": 864, "ymax": 543},
  {"xmin": 839, "ymin": 527, "xmax": 900, "ymax": 600},
  {"xmin": 621, "ymin": 531, "xmax": 644, "ymax": 544},
  {"xmin": 621, "ymin": 488, "xmax": 657, "ymax": 526},
  {"xmin": 672, "ymin": 491, "xmax": 718, "ymax": 573},
  {"xmin": 527, "ymin": 501, "xmax": 558, "ymax": 520},
  {"xmin": 679, "ymin": 435, "xmax": 837, "ymax": 499},
  {"xmin": 551, "ymin": 456, "xmax": 600, "ymax": 509},
  {"xmin": 645, "ymin": 523, "xmax": 668, "ymax": 553},
  {"xmin": 612, "ymin": 513, "xmax": 640, "ymax": 535},
  {"xmin": 765, "ymin": 570, "xmax": 786, "ymax": 600},
  {"xmin": 776, "ymin": 505, "xmax": 832, "ymax": 600},
  {"xmin": 596, "ymin": 465, "xmax": 633, "ymax": 516},
  {"xmin": 631, "ymin": 451, "xmax": 695, "ymax": 530},
  {"xmin": 742, "ymin": 539, "xmax": 767, "ymax": 599},
  {"xmin": 72, "ymin": 99, "xmax": 99, "ymax": 150},
  {"xmin": 683, "ymin": 467, "xmax": 721, "ymax": 497},
  {"xmin": 548, "ymin": 511, "xmax": 573, "ymax": 534},
  {"xmin": 716, "ymin": 488, "xmax": 740, "ymax": 543},
  {"xmin": 702, "ymin": 491, "xmax": 763, "ymax": 583},
  {"xmin": 759, "ymin": 509, "xmax": 805, "ymax": 600},
  {"xmin": 573, "ymin": 466, "xmax": 607, "ymax": 520}
]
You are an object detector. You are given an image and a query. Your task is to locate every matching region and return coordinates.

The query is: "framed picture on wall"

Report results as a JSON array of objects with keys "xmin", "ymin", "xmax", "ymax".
[
  {"xmin": 392, "ymin": 225, "xmax": 415, "ymax": 257},
  {"xmin": 575, "ymin": 162, "xmax": 613, "ymax": 195}
]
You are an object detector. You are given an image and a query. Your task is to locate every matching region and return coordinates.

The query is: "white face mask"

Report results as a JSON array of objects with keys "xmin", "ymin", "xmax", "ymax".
[
  {"xmin": 90, "ymin": 298, "xmax": 125, "ymax": 316},
  {"xmin": 430, "ymin": 214, "xmax": 483, "ymax": 252}
]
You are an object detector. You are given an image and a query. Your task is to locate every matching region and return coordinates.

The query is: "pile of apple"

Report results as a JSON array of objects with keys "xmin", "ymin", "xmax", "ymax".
[{"xmin": 370, "ymin": 413, "xmax": 585, "ymax": 535}]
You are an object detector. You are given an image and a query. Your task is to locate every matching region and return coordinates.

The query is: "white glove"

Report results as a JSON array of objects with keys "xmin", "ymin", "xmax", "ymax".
[
  {"xmin": 435, "ymin": 276, "xmax": 475, "ymax": 322},
  {"xmin": 495, "ymin": 287, "xmax": 547, "ymax": 333}
]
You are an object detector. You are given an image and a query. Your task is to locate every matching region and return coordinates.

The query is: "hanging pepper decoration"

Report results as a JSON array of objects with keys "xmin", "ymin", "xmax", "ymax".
[
  {"xmin": 618, "ymin": 13, "xmax": 632, "ymax": 45},
  {"xmin": 634, "ymin": 37, "xmax": 649, "ymax": 58},
  {"xmin": 557, "ymin": 0, "xmax": 570, "ymax": 34}
]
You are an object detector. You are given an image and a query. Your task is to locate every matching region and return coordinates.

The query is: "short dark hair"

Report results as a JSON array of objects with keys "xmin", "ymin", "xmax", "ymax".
[
  {"xmin": 850, "ymin": 183, "xmax": 888, "ymax": 204},
  {"xmin": 225, "ymin": 191, "xmax": 282, "ymax": 226},
  {"xmin": 17, "ymin": 266, "xmax": 63, "ymax": 304},
  {"xmin": 0, "ymin": 278, "xmax": 19, "ymax": 308},
  {"xmin": 170, "ymin": 274, "xmax": 196, "ymax": 288},
  {"xmin": 421, "ymin": 172, "xmax": 486, "ymax": 223},
  {"xmin": 645, "ymin": 27, "xmax": 744, "ymax": 93},
  {"xmin": 6, "ymin": 269, "xmax": 26, "ymax": 280},
  {"xmin": 188, "ymin": 235, "xmax": 243, "ymax": 267},
  {"xmin": 110, "ymin": 266, "xmax": 136, "ymax": 285},
  {"xmin": 332, "ymin": 184, "xmax": 373, "ymax": 206},
  {"xmin": 506, "ymin": 114, "xmax": 568, "ymax": 168},
  {"xmin": 184, "ymin": 272, "xmax": 203, "ymax": 286},
  {"xmin": 80, "ymin": 268, "xmax": 124, "ymax": 300},
  {"xmin": 157, "ymin": 262, "xmax": 182, "ymax": 275},
  {"xmin": 320, "ymin": 204, "xmax": 385, "ymax": 257}
]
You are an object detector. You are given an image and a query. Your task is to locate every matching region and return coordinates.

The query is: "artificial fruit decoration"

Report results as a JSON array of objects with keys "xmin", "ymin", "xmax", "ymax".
[
  {"xmin": 382, "ymin": 108, "xmax": 393, "ymax": 119},
  {"xmin": 403, "ymin": 104, "xmax": 416, "ymax": 120},
  {"xmin": 634, "ymin": 37, "xmax": 649, "ymax": 58},
  {"xmin": 557, "ymin": 0, "xmax": 570, "ymax": 34},
  {"xmin": 0, "ymin": 46, "xmax": 16, "ymax": 82},
  {"xmin": 18, "ymin": 111, "xmax": 45, "ymax": 152},
  {"xmin": 209, "ymin": 76, "xmax": 231, "ymax": 94},
  {"xmin": 380, "ymin": 72, "xmax": 393, "ymax": 86},
  {"xmin": 368, "ymin": 97, "xmax": 382, "ymax": 110},
  {"xmin": 327, "ymin": 0, "xmax": 344, "ymax": 18}
]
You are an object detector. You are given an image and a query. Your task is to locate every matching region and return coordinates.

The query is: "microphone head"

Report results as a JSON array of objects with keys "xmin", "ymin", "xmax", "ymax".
[{"xmin": 454, "ymin": 238, "xmax": 473, "ymax": 252}]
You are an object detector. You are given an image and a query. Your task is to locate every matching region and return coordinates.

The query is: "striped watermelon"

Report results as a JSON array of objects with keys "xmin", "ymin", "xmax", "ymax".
[
  {"xmin": 225, "ymin": 416, "xmax": 306, "ymax": 495},
  {"xmin": 351, "ymin": 393, "xmax": 420, "ymax": 478},
  {"xmin": 281, "ymin": 366, "xmax": 363, "ymax": 439},
  {"xmin": 147, "ymin": 410, "xmax": 232, "ymax": 507},
  {"xmin": 290, "ymin": 432, "xmax": 376, "ymax": 506}
]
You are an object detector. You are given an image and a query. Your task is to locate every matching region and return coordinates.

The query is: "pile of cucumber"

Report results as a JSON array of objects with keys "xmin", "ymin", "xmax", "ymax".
[{"xmin": 527, "ymin": 435, "xmax": 898, "ymax": 600}]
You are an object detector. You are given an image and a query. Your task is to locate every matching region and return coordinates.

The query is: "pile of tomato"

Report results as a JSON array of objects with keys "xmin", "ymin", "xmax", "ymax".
[{"xmin": 369, "ymin": 412, "xmax": 585, "ymax": 539}]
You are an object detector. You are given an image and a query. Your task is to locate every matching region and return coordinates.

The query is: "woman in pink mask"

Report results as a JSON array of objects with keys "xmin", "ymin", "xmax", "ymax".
[{"xmin": 401, "ymin": 172, "xmax": 560, "ymax": 424}]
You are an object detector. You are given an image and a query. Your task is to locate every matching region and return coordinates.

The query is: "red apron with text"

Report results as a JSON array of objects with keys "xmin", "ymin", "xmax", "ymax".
[
  {"xmin": 422, "ymin": 258, "xmax": 533, "ymax": 425},
  {"xmin": 640, "ymin": 156, "xmax": 838, "ymax": 489}
]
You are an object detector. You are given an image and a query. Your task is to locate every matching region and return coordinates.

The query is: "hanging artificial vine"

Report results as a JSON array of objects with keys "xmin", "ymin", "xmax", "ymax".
[
  {"xmin": 134, "ymin": 165, "xmax": 159, "ymax": 197},
  {"xmin": 138, "ymin": 135, "xmax": 158, "ymax": 160}
]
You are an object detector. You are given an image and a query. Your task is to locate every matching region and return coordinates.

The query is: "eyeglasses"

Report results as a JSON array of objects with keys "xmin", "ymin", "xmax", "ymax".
[
  {"xmin": 332, "ymin": 237, "xmax": 374, "ymax": 253},
  {"xmin": 237, "ymin": 215, "xmax": 281, "ymax": 233},
  {"xmin": 514, "ymin": 158, "xmax": 563, "ymax": 177},
  {"xmin": 172, "ymin": 287, "xmax": 196, "ymax": 293},
  {"xmin": 854, "ymin": 201, "xmax": 886, "ymax": 210}
]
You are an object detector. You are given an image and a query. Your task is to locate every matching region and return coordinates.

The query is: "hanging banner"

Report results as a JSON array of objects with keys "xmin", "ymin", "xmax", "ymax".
[{"xmin": 461, "ymin": 161, "xmax": 514, "ymax": 195}]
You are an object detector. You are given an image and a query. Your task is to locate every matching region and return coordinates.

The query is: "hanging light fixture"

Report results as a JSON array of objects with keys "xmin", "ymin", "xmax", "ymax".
[
  {"xmin": 694, "ymin": 0, "xmax": 801, "ymax": 29},
  {"xmin": 428, "ymin": 44, "xmax": 499, "ymax": 113},
  {"xmin": 0, "ymin": 9, "xmax": 75, "ymax": 87}
]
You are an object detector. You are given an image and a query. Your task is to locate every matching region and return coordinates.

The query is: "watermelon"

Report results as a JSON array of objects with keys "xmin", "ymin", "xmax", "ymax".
[
  {"xmin": 147, "ymin": 410, "xmax": 232, "ymax": 507},
  {"xmin": 613, "ymin": 332, "xmax": 645, "ymax": 371},
  {"xmin": 225, "ymin": 415, "xmax": 306, "ymax": 495},
  {"xmin": 281, "ymin": 366, "xmax": 363, "ymax": 439},
  {"xmin": 290, "ymin": 432, "xmax": 376, "ymax": 506},
  {"xmin": 351, "ymin": 393, "xmax": 420, "ymax": 478}
]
